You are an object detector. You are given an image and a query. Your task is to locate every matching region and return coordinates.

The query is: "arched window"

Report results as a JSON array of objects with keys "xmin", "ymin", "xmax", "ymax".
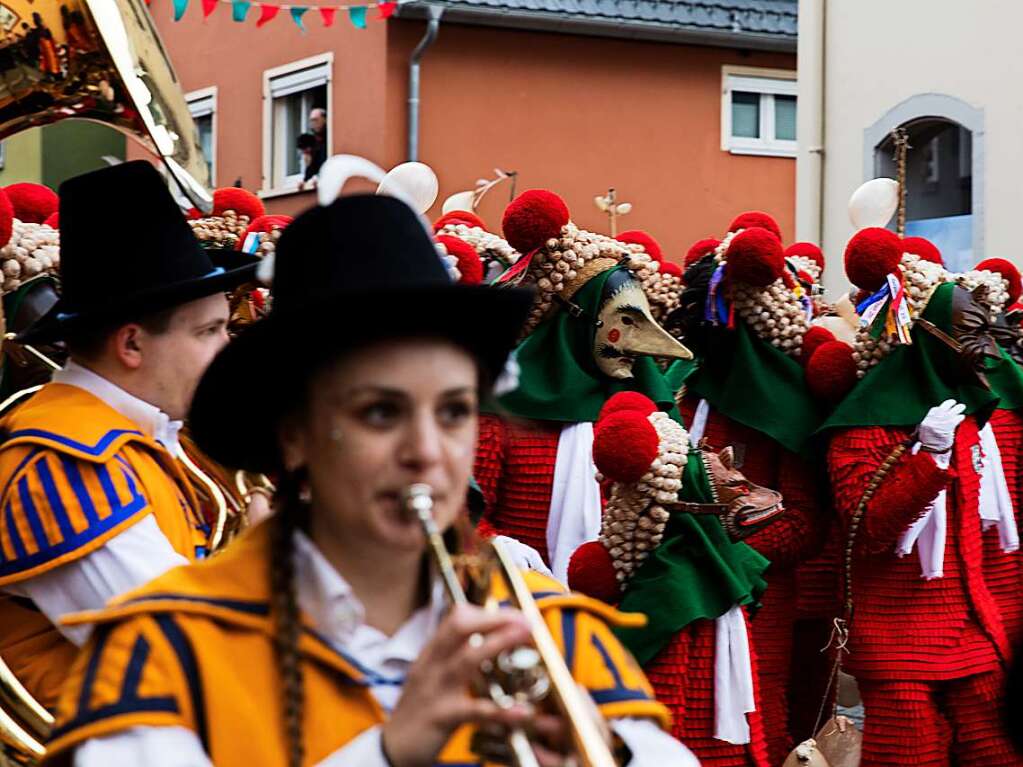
[{"xmin": 864, "ymin": 95, "xmax": 983, "ymax": 273}]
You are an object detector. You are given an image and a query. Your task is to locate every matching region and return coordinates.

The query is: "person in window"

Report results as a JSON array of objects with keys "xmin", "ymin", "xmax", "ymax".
[
  {"xmin": 44, "ymin": 192, "xmax": 697, "ymax": 767},
  {"xmin": 0, "ymin": 161, "xmax": 258, "ymax": 712},
  {"xmin": 296, "ymin": 132, "xmax": 323, "ymax": 190}
]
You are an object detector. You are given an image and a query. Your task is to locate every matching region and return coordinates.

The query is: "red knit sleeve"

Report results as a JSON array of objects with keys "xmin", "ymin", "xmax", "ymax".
[
  {"xmin": 743, "ymin": 451, "xmax": 825, "ymax": 568},
  {"xmin": 827, "ymin": 426, "xmax": 949, "ymax": 555},
  {"xmin": 474, "ymin": 413, "xmax": 507, "ymax": 529}
]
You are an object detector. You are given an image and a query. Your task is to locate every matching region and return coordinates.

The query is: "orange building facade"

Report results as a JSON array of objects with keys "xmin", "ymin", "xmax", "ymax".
[{"xmin": 145, "ymin": 0, "xmax": 797, "ymax": 260}]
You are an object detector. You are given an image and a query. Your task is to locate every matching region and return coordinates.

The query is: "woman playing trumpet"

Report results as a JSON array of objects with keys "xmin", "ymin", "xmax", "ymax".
[{"xmin": 43, "ymin": 194, "xmax": 696, "ymax": 766}]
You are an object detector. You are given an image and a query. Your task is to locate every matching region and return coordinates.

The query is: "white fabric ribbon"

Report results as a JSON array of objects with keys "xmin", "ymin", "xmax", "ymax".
[
  {"xmin": 689, "ymin": 399, "xmax": 756, "ymax": 744},
  {"xmin": 978, "ymin": 423, "xmax": 1020, "ymax": 553},
  {"xmin": 547, "ymin": 422, "xmax": 603, "ymax": 585},
  {"xmin": 898, "ymin": 423, "xmax": 1018, "ymax": 579},
  {"xmin": 713, "ymin": 605, "xmax": 757, "ymax": 744}
]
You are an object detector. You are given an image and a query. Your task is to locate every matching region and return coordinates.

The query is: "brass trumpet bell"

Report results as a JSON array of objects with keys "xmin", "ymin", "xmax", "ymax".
[{"xmin": 0, "ymin": 0, "xmax": 211, "ymax": 211}]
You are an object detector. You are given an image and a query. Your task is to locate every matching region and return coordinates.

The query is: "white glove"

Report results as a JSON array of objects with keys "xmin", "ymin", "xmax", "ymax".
[
  {"xmin": 491, "ymin": 535, "xmax": 554, "ymax": 578},
  {"xmin": 918, "ymin": 399, "xmax": 966, "ymax": 455}
]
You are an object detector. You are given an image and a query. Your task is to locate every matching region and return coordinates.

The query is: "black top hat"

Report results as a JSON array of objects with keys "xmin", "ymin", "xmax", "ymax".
[
  {"xmin": 189, "ymin": 194, "xmax": 533, "ymax": 474},
  {"xmin": 18, "ymin": 161, "xmax": 259, "ymax": 345}
]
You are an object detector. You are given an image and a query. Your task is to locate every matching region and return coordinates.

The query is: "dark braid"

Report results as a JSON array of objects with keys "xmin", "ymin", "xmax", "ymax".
[{"xmin": 270, "ymin": 471, "xmax": 309, "ymax": 767}]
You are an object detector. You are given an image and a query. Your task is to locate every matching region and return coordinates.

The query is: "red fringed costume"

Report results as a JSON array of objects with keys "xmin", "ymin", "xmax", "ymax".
[
  {"xmin": 473, "ymin": 414, "xmax": 561, "ymax": 564},
  {"xmin": 645, "ymin": 612, "xmax": 770, "ymax": 767},
  {"xmin": 984, "ymin": 408, "xmax": 1023, "ymax": 649},
  {"xmin": 679, "ymin": 396, "xmax": 825, "ymax": 766},
  {"xmin": 827, "ymin": 418, "xmax": 1019, "ymax": 766}
]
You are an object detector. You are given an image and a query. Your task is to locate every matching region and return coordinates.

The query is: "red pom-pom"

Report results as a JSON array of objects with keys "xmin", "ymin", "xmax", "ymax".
[
  {"xmin": 617, "ymin": 230, "xmax": 663, "ymax": 262},
  {"xmin": 593, "ymin": 411, "xmax": 659, "ymax": 483},
  {"xmin": 902, "ymin": 236, "xmax": 943, "ymax": 266},
  {"xmin": 4, "ymin": 183, "xmax": 58, "ymax": 224},
  {"xmin": 660, "ymin": 261, "xmax": 683, "ymax": 278},
  {"xmin": 976, "ymin": 257, "xmax": 1023, "ymax": 305},
  {"xmin": 43, "ymin": 212, "xmax": 59, "ymax": 229},
  {"xmin": 433, "ymin": 210, "xmax": 487, "ymax": 232},
  {"xmin": 728, "ymin": 211, "xmax": 782, "ymax": 241},
  {"xmin": 844, "ymin": 227, "xmax": 902, "ymax": 291},
  {"xmin": 476, "ymin": 518, "xmax": 499, "ymax": 539},
  {"xmin": 724, "ymin": 227, "xmax": 785, "ymax": 287},
  {"xmin": 801, "ymin": 325, "xmax": 836, "ymax": 362},
  {"xmin": 436, "ymin": 234, "xmax": 484, "ymax": 285},
  {"xmin": 806, "ymin": 341, "xmax": 857, "ymax": 403},
  {"xmin": 685, "ymin": 238, "xmax": 720, "ymax": 268},
  {"xmin": 501, "ymin": 190, "xmax": 569, "ymax": 255},
  {"xmin": 212, "ymin": 187, "xmax": 265, "ymax": 220},
  {"xmin": 0, "ymin": 189, "xmax": 13, "ymax": 248},
  {"xmin": 186, "ymin": 208, "xmax": 202, "ymax": 220},
  {"xmin": 785, "ymin": 241, "xmax": 825, "ymax": 272},
  {"xmin": 567, "ymin": 541, "xmax": 620, "ymax": 604},
  {"xmin": 597, "ymin": 392, "xmax": 658, "ymax": 423}
]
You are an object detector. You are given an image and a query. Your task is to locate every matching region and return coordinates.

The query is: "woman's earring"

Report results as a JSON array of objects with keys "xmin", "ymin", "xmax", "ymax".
[{"xmin": 298, "ymin": 478, "xmax": 312, "ymax": 505}]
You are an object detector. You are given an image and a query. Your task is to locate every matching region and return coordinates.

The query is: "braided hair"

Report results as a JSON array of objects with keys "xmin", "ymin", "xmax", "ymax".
[{"xmin": 270, "ymin": 470, "xmax": 310, "ymax": 767}]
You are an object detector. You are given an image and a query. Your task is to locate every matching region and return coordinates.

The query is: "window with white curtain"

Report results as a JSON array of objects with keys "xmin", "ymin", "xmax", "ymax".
[
  {"xmin": 262, "ymin": 55, "xmax": 331, "ymax": 193},
  {"xmin": 721, "ymin": 70, "xmax": 797, "ymax": 158}
]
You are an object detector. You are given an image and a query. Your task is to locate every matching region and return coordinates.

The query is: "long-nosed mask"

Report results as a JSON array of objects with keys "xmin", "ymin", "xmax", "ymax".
[{"xmin": 593, "ymin": 267, "xmax": 692, "ymax": 379}]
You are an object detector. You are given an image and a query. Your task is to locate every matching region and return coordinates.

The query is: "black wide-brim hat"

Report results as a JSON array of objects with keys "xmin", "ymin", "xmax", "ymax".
[
  {"xmin": 19, "ymin": 161, "xmax": 259, "ymax": 345},
  {"xmin": 189, "ymin": 194, "xmax": 533, "ymax": 475}
]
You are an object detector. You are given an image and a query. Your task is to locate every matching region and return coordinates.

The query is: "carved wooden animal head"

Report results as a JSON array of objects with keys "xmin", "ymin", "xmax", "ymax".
[{"xmin": 702, "ymin": 445, "xmax": 784, "ymax": 540}]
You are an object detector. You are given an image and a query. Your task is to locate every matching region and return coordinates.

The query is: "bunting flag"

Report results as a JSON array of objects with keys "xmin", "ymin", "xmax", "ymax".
[
  {"xmin": 347, "ymin": 5, "xmax": 366, "ymax": 27},
  {"xmin": 290, "ymin": 6, "xmax": 308, "ymax": 29},
  {"xmin": 231, "ymin": 0, "xmax": 251, "ymax": 21},
  {"xmin": 256, "ymin": 3, "xmax": 279, "ymax": 25},
  {"xmin": 169, "ymin": 0, "xmax": 411, "ymax": 27}
]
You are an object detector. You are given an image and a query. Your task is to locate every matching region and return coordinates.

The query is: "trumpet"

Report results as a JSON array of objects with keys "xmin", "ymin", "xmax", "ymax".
[{"xmin": 404, "ymin": 484, "xmax": 617, "ymax": 767}]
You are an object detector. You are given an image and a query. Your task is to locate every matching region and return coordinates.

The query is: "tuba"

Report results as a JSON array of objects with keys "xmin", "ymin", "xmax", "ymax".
[
  {"xmin": 0, "ymin": 0, "xmax": 211, "ymax": 210},
  {"xmin": 405, "ymin": 484, "xmax": 618, "ymax": 767},
  {"xmin": 1, "ymin": 0, "xmax": 213, "ymax": 755}
]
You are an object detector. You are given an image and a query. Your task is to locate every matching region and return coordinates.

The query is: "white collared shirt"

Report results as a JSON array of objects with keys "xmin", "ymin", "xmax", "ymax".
[
  {"xmin": 53, "ymin": 359, "xmax": 184, "ymax": 457},
  {"xmin": 1, "ymin": 360, "xmax": 189, "ymax": 644},
  {"xmin": 75, "ymin": 532, "xmax": 699, "ymax": 767}
]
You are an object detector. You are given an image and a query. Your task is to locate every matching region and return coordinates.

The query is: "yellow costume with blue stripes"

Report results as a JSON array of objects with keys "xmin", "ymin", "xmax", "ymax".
[
  {"xmin": 45, "ymin": 521, "xmax": 669, "ymax": 766},
  {"xmin": 0, "ymin": 383, "xmax": 210, "ymax": 709}
]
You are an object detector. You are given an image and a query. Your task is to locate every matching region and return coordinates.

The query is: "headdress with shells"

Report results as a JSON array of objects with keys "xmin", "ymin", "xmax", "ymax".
[
  {"xmin": 802, "ymin": 230, "xmax": 1017, "ymax": 403},
  {"xmin": 188, "ymin": 187, "xmax": 269, "ymax": 250},
  {"xmin": 500, "ymin": 189, "xmax": 681, "ymax": 337},
  {"xmin": 433, "ymin": 210, "xmax": 521, "ymax": 284},
  {"xmin": 567, "ymin": 392, "xmax": 688, "ymax": 603},
  {"xmin": 0, "ymin": 183, "xmax": 61, "ymax": 295},
  {"xmin": 696, "ymin": 211, "xmax": 814, "ymax": 358}
]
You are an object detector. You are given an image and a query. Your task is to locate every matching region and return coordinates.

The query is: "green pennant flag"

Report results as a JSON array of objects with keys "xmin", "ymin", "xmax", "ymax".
[
  {"xmin": 348, "ymin": 5, "xmax": 367, "ymax": 27},
  {"xmin": 172, "ymin": 0, "xmax": 189, "ymax": 21},
  {"xmin": 231, "ymin": 0, "xmax": 251, "ymax": 21},
  {"xmin": 290, "ymin": 6, "xmax": 308, "ymax": 29}
]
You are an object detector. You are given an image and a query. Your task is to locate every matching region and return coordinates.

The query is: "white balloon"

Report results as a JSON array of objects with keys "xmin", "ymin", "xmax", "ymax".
[
  {"xmin": 377, "ymin": 162, "xmax": 439, "ymax": 214},
  {"xmin": 848, "ymin": 178, "xmax": 899, "ymax": 230},
  {"xmin": 442, "ymin": 191, "xmax": 476, "ymax": 214}
]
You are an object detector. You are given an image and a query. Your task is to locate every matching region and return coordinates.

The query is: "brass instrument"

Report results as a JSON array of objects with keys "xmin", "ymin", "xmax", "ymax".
[
  {"xmin": 404, "ymin": 484, "xmax": 618, "ymax": 767},
  {"xmin": 0, "ymin": 0, "xmax": 211, "ymax": 210}
]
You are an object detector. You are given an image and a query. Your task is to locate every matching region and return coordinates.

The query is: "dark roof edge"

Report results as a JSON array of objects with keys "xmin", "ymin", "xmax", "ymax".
[{"xmin": 395, "ymin": 2, "xmax": 797, "ymax": 53}]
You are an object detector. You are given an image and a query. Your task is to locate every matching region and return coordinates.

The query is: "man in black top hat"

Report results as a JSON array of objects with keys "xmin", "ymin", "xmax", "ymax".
[{"xmin": 0, "ymin": 161, "xmax": 257, "ymax": 709}]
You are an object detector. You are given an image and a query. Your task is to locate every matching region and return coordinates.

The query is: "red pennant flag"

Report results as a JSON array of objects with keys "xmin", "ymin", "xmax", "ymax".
[
  {"xmin": 319, "ymin": 6, "xmax": 335, "ymax": 25},
  {"xmin": 377, "ymin": 1, "xmax": 396, "ymax": 18},
  {"xmin": 256, "ymin": 3, "xmax": 279, "ymax": 25},
  {"xmin": 202, "ymin": 0, "xmax": 218, "ymax": 18}
]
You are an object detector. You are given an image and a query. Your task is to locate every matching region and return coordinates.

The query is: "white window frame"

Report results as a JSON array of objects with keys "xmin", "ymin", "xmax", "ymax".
[
  {"xmin": 721, "ymin": 66, "xmax": 797, "ymax": 158},
  {"xmin": 186, "ymin": 86, "xmax": 217, "ymax": 187},
  {"xmin": 261, "ymin": 53, "xmax": 333, "ymax": 198}
]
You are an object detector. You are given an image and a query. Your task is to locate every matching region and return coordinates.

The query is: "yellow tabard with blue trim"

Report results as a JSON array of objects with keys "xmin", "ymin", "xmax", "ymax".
[
  {"xmin": 45, "ymin": 522, "xmax": 670, "ymax": 766},
  {"xmin": 0, "ymin": 383, "xmax": 210, "ymax": 709}
]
